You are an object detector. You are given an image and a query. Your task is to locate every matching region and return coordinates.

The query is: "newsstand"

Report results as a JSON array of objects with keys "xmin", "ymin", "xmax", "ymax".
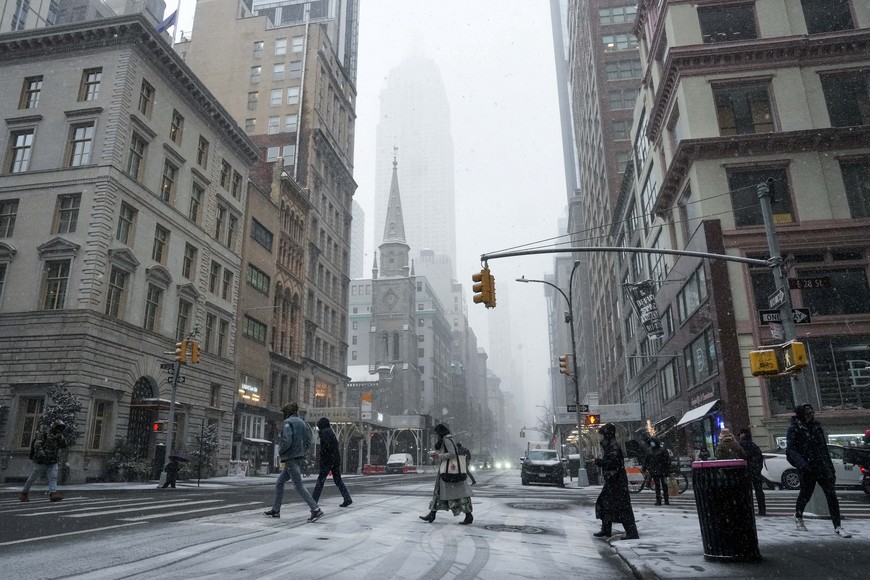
[{"xmin": 692, "ymin": 459, "xmax": 761, "ymax": 562}]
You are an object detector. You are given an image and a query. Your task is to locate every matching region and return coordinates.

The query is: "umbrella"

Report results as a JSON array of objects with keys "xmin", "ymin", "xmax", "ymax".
[{"xmin": 169, "ymin": 454, "xmax": 189, "ymax": 462}]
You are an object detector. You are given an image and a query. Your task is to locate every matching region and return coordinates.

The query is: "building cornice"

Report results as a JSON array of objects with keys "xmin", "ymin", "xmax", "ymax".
[
  {"xmin": 655, "ymin": 126, "xmax": 870, "ymax": 215},
  {"xmin": 648, "ymin": 30, "xmax": 870, "ymax": 143}
]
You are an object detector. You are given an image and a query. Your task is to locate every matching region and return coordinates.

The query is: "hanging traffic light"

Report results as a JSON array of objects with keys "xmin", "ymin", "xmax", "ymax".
[
  {"xmin": 559, "ymin": 354, "xmax": 570, "ymax": 375},
  {"xmin": 471, "ymin": 267, "xmax": 496, "ymax": 308},
  {"xmin": 174, "ymin": 340, "xmax": 188, "ymax": 363},
  {"xmin": 189, "ymin": 341, "xmax": 201, "ymax": 364},
  {"xmin": 585, "ymin": 414, "xmax": 601, "ymax": 427}
]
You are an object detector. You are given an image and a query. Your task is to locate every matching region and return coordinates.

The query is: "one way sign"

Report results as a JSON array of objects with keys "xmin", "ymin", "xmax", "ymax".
[{"xmin": 758, "ymin": 308, "xmax": 812, "ymax": 325}]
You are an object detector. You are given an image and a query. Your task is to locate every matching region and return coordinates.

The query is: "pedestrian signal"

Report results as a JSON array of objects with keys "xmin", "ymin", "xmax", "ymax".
[
  {"xmin": 749, "ymin": 341, "xmax": 808, "ymax": 377},
  {"xmin": 152, "ymin": 421, "xmax": 167, "ymax": 432},
  {"xmin": 585, "ymin": 414, "xmax": 601, "ymax": 427}
]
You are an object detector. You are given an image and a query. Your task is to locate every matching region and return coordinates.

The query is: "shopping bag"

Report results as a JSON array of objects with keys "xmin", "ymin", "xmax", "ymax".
[{"xmin": 667, "ymin": 476, "xmax": 680, "ymax": 496}]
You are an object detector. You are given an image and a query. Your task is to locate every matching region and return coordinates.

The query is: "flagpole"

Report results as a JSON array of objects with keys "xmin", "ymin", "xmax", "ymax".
[{"xmin": 172, "ymin": 0, "xmax": 182, "ymax": 45}]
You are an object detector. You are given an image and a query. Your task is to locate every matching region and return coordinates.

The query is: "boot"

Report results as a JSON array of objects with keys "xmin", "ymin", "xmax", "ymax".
[
  {"xmin": 419, "ymin": 511, "xmax": 436, "ymax": 523},
  {"xmin": 49, "ymin": 492, "xmax": 62, "ymax": 502},
  {"xmin": 593, "ymin": 522, "xmax": 612, "ymax": 538},
  {"xmin": 622, "ymin": 523, "xmax": 640, "ymax": 540},
  {"xmin": 460, "ymin": 512, "xmax": 473, "ymax": 525},
  {"xmin": 19, "ymin": 492, "xmax": 29, "ymax": 502}
]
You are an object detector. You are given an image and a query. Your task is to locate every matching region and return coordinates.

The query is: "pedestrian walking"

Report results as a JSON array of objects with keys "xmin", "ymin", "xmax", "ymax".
[
  {"xmin": 312, "ymin": 417, "xmax": 353, "ymax": 508},
  {"xmin": 642, "ymin": 436, "xmax": 671, "ymax": 505},
  {"xmin": 786, "ymin": 403, "xmax": 851, "ymax": 538},
  {"xmin": 162, "ymin": 458, "xmax": 179, "ymax": 489},
  {"xmin": 592, "ymin": 423, "xmax": 639, "ymax": 540},
  {"xmin": 737, "ymin": 428, "xmax": 766, "ymax": 516},
  {"xmin": 419, "ymin": 423, "xmax": 473, "ymax": 525},
  {"xmin": 20, "ymin": 420, "xmax": 69, "ymax": 502},
  {"xmin": 263, "ymin": 403, "xmax": 323, "ymax": 522},
  {"xmin": 714, "ymin": 428, "xmax": 746, "ymax": 460}
]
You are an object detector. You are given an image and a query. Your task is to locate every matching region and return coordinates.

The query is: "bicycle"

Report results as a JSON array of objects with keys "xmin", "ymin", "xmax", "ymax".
[{"xmin": 628, "ymin": 469, "xmax": 688, "ymax": 495}]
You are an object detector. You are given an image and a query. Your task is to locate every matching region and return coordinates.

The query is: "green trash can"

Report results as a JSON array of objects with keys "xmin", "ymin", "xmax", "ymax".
[{"xmin": 692, "ymin": 459, "xmax": 761, "ymax": 562}]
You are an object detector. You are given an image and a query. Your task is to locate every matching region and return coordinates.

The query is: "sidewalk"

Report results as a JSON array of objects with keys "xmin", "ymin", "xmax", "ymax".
[{"xmin": 575, "ymin": 486, "xmax": 870, "ymax": 579}]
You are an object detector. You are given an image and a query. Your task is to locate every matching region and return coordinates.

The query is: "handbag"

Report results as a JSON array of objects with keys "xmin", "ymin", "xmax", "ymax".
[
  {"xmin": 438, "ymin": 441, "xmax": 468, "ymax": 482},
  {"xmin": 667, "ymin": 475, "xmax": 680, "ymax": 496}
]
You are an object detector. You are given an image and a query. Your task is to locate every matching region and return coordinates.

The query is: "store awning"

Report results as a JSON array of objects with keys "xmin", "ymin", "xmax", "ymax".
[
  {"xmin": 242, "ymin": 437, "xmax": 274, "ymax": 445},
  {"xmin": 676, "ymin": 400, "xmax": 721, "ymax": 427}
]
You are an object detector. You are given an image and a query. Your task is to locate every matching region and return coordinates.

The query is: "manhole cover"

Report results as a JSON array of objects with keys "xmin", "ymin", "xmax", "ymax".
[
  {"xmin": 485, "ymin": 524, "xmax": 545, "ymax": 534},
  {"xmin": 509, "ymin": 502, "xmax": 568, "ymax": 511}
]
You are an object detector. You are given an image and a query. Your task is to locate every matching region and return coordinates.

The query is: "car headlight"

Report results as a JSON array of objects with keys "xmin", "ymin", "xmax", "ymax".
[{"xmin": 469, "ymin": 465, "xmax": 476, "ymax": 471}]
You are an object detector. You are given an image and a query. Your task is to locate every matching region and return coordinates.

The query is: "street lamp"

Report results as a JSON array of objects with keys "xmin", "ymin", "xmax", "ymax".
[{"xmin": 517, "ymin": 260, "xmax": 588, "ymax": 486}]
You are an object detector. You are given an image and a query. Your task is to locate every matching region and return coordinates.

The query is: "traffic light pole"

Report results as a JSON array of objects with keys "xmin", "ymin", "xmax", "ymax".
[{"xmin": 157, "ymin": 359, "xmax": 182, "ymax": 488}]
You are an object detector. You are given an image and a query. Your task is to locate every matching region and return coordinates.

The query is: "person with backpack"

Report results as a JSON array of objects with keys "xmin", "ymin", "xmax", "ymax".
[
  {"xmin": 263, "ymin": 403, "xmax": 323, "ymax": 522},
  {"xmin": 20, "ymin": 420, "xmax": 68, "ymax": 502},
  {"xmin": 311, "ymin": 417, "xmax": 353, "ymax": 508},
  {"xmin": 641, "ymin": 436, "xmax": 670, "ymax": 505},
  {"xmin": 737, "ymin": 428, "xmax": 766, "ymax": 516}
]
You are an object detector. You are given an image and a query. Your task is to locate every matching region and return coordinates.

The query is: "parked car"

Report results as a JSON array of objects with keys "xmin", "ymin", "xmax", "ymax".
[
  {"xmin": 521, "ymin": 449, "xmax": 565, "ymax": 487},
  {"xmin": 761, "ymin": 445, "xmax": 864, "ymax": 490},
  {"xmin": 385, "ymin": 453, "xmax": 414, "ymax": 474}
]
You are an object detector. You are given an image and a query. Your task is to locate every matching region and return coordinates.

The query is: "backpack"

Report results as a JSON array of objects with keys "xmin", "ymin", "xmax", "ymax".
[
  {"xmin": 29, "ymin": 435, "xmax": 40, "ymax": 460},
  {"xmin": 456, "ymin": 440, "xmax": 472, "ymax": 462}
]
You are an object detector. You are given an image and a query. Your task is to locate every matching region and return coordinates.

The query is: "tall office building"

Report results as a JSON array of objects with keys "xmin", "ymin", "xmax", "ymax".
[
  {"xmin": 350, "ymin": 199, "xmax": 365, "ymax": 279},
  {"xmin": 373, "ymin": 56, "xmax": 457, "ymax": 271}
]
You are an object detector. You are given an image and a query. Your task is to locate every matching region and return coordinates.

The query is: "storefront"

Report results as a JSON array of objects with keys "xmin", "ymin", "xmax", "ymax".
[{"xmin": 675, "ymin": 399, "xmax": 723, "ymax": 460}]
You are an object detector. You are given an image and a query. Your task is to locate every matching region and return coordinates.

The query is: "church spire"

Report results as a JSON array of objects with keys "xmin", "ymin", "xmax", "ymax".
[{"xmin": 381, "ymin": 148, "xmax": 407, "ymax": 245}]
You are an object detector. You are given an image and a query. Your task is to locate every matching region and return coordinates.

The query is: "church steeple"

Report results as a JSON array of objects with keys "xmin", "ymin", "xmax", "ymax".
[{"xmin": 379, "ymin": 150, "xmax": 410, "ymax": 278}]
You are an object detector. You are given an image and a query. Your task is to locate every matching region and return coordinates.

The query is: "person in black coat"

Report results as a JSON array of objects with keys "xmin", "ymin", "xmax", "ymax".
[
  {"xmin": 786, "ymin": 404, "xmax": 850, "ymax": 537},
  {"xmin": 311, "ymin": 417, "xmax": 352, "ymax": 507},
  {"xmin": 642, "ymin": 436, "xmax": 670, "ymax": 505},
  {"xmin": 592, "ymin": 423, "xmax": 639, "ymax": 539},
  {"xmin": 737, "ymin": 428, "xmax": 766, "ymax": 516}
]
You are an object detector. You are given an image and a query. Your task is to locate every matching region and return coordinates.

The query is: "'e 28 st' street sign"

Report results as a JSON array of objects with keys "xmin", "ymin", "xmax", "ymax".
[{"xmin": 758, "ymin": 308, "xmax": 812, "ymax": 326}]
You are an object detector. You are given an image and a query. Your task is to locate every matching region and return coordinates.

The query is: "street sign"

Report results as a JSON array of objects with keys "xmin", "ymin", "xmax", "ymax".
[
  {"xmin": 768, "ymin": 286, "xmax": 786, "ymax": 309},
  {"xmin": 788, "ymin": 277, "xmax": 831, "ymax": 290},
  {"xmin": 159, "ymin": 362, "xmax": 174, "ymax": 370},
  {"xmin": 566, "ymin": 404, "xmax": 589, "ymax": 413},
  {"xmin": 758, "ymin": 308, "xmax": 812, "ymax": 325}
]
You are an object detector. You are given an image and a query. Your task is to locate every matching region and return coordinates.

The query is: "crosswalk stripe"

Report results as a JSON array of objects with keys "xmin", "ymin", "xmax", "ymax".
[
  {"xmin": 0, "ymin": 522, "xmax": 145, "ymax": 547},
  {"xmin": 118, "ymin": 501, "xmax": 262, "ymax": 521},
  {"xmin": 59, "ymin": 499, "xmax": 225, "ymax": 518},
  {"xmin": 16, "ymin": 497, "xmax": 207, "ymax": 517}
]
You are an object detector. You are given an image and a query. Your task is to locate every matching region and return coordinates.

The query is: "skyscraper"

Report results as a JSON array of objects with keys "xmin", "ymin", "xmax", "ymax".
[{"xmin": 374, "ymin": 56, "xmax": 456, "ymax": 272}]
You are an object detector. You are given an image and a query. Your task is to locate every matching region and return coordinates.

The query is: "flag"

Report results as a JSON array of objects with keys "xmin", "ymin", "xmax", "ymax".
[{"xmin": 156, "ymin": 10, "xmax": 178, "ymax": 33}]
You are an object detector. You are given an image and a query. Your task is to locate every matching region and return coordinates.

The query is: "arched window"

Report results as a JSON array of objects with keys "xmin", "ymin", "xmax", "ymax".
[
  {"xmin": 393, "ymin": 332, "xmax": 400, "ymax": 360},
  {"xmin": 382, "ymin": 332, "xmax": 389, "ymax": 359}
]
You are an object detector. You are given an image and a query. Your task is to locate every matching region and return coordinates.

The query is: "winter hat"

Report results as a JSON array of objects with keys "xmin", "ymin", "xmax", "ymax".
[
  {"xmin": 316, "ymin": 417, "xmax": 330, "ymax": 430},
  {"xmin": 738, "ymin": 428, "xmax": 752, "ymax": 439},
  {"xmin": 794, "ymin": 403, "xmax": 814, "ymax": 420},
  {"xmin": 51, "ymin": 420, "xmax": 66, "ymax": 431},
  {"xmin": 599, "ymin": 423, "xmax": 616, "ymax": 438},
  {"xmin": 719, "ymin": 428, "xmax": 734, "ymax": 440}
]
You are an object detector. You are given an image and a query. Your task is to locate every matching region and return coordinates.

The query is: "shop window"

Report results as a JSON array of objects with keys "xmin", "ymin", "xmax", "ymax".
[{"xmin": 727, "ymin": 166, "xmax": 793, "ymax": 226}]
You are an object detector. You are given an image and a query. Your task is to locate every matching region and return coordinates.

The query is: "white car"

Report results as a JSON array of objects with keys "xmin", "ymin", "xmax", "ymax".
[{"xmin": 761, "ymin": 445, "xmax": 863, "ymax": 490}]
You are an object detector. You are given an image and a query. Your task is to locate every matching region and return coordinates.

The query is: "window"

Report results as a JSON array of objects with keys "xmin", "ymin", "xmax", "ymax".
[
  {"xmin": 244, "ymin": 315, "xmax": 268, "ymax": 343},
  {"xmin": 599, "ymin": 4, "xmax": 637, "ymax": 24},
  {"xmin": 801, "ymin": 267, "xmax": 870, "ymax": 316},
  {"xmin": 247, "ymin": 91, "xmax": 258, "ymax": 111},
  {"xmin": 284, "ymin": 114, "xmax": 298, "ymax": 132},
  {"xmin": 79, "ymin": 68, "xmax": 102, "ymax": 101},
  {"xmin": 286, "ymin": 87, "xmax": 300, "ymax": 105},
  {"xmin": 221, "ymin": 269, "xmax": 233, "ymax": 300},
  {"xmin": 19, "ymin": 76, "xmax": 42, "ymax": 109},
  {"xmin": 0, "ymin": 199, "xmax": 19, "ymax": 237},
  {"xmin": 282, "ymin": 145, "xmax": 295, "ymax": 166},
  {"xmin": 169, "ymin": 110, "xmax": 184, "ymax": 144},
  {"xmin": 209, "ymin": 261, "xmax": 221, "ymax": 293},
  {"xmin": 116, "ymin": 202, "xmax": 136, "ymax": 244},
  {"xmin": 616, "ymin": 150, "xmax": 630, "ymax": 173},
  {"xmin": 182, "ymin": 243, "xmax": 197, "ymax": 279},
  {"xmin": 54, "ymin": 193, "xmax": 81, "ymax": 234},
  {"xmin": 152, "ymin": 224, "xmax": 169, "ymax": 264},
  {"xmin": 159, "ymin": 160, "xmax": 178, "ymax": 202},
  {"xmin": 802, "ymin": 0, "xmax": 854, "ymax": 34},
  {"xmin": 218, "ymin": 319, "xmax": 229, "ymax": 356},
  {"xmin": 272, "ymin": 63, "xmax": 285, "ymax": 81},
  {"xmin": 176, "ymin": 299, "xmax": 192, "ymax": 340},
  {"xmin": 683, "ymin": 327, "xmax": 718, "ymax": 386},
  {"xmin": 143, "ymin": 283, "xmax": 162, "ymax": 331},
  {"xmin": 41, "ymin": 260, "xmax": 70, "ymax": 310},
  {"xmin": 275, "ymin": 38, "xmax": 287, "ymax": 55},
  {"xmin": 251, "ymin": 218, "xmax": 274, "ymax": 251},
  {"xmin": 7, "ymin": 129, "xmax": 34, "ymax": 173},
  {"xmin": 189, "ymin": 182, "xmax": 204, "ymax": 223},
  {"xmin": 268, "ymin": 115, "xmax": 280, "ymax": 134},
  {"xmin": 137, "ymin": 80, "xmax": 154, "ymax": 116},
  {"xmin": 676, "ymin": 265, "xmax": 708, "ymax": 322},
  {"xmin": 609, "ymin": 88, "xmax": 637, "ymax": 110},
  {"xmin": 215, "ymin": 204, "xmax": 226, "ymax": 242},
  {"xmin": 253, "ymin": 40, "xmax": 263, "ymax": 58},
  {"xmin": 88, "ymin": 400, "xmax": 111, "ymax": 451},
  {"xmin": 291, "ymin": 36, "xmax": 303, "ymax": 52},
  {"xmin": 18, "ymin": 397, "xmax": 45, "ymax": 449},
  {"xmin": 605, "ymin": 59, "xmax": 642, "ymax": 80},
  {"xmin": 245, "ymin": 118, "xmax": 256, "ymax": 132},
  {"xmin": 698, "ymin": 4, "xmax": 757, "ymax": 43},
  {"xmin": 67, "ymin": 122, "xmax": 94, "ymax": 167},
  {"xmin": 602, "ymin": 34, "xmax": 638, "ymax": 52},
  {"xmin": 727, "ymin": 166, "xmax": 793, "ymax": 226},
  {"xmin": 231, "ymin": 171, "xmax": 242, "ymax": 200},
  {"xmin": 227, "ymin": 214, "xmax": 238, "ymax": 248},
  {"xmin": 210, "ymin": 384, "xmax": 221, "ymax": 408},
  {"xmin": 247, "ymin": 264, "xmax": 270, "ymax": 294},
  {"xmin": 713, "ymin": 82, "xmax": 775, "ymax": 135},
  {"xmin": 250, "ymin": 65, "xmax": 261, "ymax": 84},
  {"xmin": 220, "ymin": 160, "xmax": 231, "ymax": 189},
  {"xmin": 840, "ymin": 161, "xmax": 870, "ymax": 218},
  {"xmin": 197, "ymin": 136, "xmax": 209, "ymax": 167},
  {"xmin": 104, "ymin": 266, "xmax": 128, "ymax": 318},
  {"xmin": 266, "ymin": 147, "xmax": 279, "ymax": 162},
  {"xmin": 612, "ymin": 119, "xmax": 631, "ymax": 140},
  {"xmin": 0, "ymin": 262, "xmax": 7, "ymax": 302},
  {"xmin": 289, "ymin": 61, "xmax": 302, "ymax": 78},
  {"xmin": 820, "ymin": 73, "xmax": 870, "ymax": 127},
  {"xmin": 126, "ymin": 133, "xmax": 147, "ymax": 181}
]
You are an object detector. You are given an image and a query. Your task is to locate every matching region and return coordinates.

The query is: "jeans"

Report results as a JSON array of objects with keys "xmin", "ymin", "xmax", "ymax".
[
  {"xmin": 312, "ymin": 462, "xmax": 351, "ymax": 503},
  {"xmin": 272, "ymin": 458, "xmax": 319, "ymax": 512},
  {"xmin": 749, "ymin": 475, "xmax": 766, "ymax": 515},
  {"xmin": 795, "ymin": 470, "xmax": 841, "ymax": 527},
  {"xmin": 23, "ymin": 463, "xmax": 59, "ymax": 493}
]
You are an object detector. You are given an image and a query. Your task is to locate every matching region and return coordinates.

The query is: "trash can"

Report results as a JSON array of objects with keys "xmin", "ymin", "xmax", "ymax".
[{"xmin": 692, "ymin": 459, "xmax": 761, "ymax": 562}]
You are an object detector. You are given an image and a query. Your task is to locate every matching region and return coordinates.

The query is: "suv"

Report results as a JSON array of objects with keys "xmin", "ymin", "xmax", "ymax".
[
  {"xmin": 521, "ymin": 449, "xmax": 565, "ymax": 487},
  {"xmin": 385, "ymin": 453, "xmax": 414, "ymax": 474}
]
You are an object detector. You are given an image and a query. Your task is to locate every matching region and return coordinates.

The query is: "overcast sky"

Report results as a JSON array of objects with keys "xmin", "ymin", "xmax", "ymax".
[{"xmin": 176, "ymin": 1, "xmax": 570, "ymax": 426}]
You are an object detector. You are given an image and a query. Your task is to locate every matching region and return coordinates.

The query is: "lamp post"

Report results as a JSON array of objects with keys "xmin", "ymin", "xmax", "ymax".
[{"xmin": 517, "ymin": 259, "xmax": 588, "ymax": 486}]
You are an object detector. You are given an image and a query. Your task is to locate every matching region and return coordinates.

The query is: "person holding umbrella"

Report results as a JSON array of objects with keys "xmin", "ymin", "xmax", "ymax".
[{"xmin": 162, "ymin": 455, "xmax": 183, "ymax": 488}]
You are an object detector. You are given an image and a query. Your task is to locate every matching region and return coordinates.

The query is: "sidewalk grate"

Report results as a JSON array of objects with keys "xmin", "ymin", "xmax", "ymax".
[
  {"xmin": 508, "ymin": 502, "xmax": 568, "ymax": 511},
  {"xmin": 485, "ymin": 524, "xmax": 546, "ymax": 534}
]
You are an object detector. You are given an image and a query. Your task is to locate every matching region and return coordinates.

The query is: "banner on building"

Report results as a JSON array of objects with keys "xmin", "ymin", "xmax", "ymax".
[{"xmin": 627, "ymin": 280, "xmax": 664, "ymax": 339}]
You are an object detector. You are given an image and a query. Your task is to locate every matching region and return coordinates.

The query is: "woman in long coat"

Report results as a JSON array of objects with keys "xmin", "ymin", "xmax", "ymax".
[
  {"xmin": 419, "ymin": 423, "xmax": 473, "ymax": 525},
  {"xmin": 593, "ymin": 423, "xmax": 639, "ymax": 539}
]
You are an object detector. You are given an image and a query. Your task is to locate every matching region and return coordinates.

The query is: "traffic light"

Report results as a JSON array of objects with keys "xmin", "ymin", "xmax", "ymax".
[
  {"xmin": 559, "ymin": 354, "xmax": 570, "ymax": 375},
  {"xmin": 749, "ymin": 341, "xmax": 808, "ymax": 377},
  {"xmin": 189, "ymin": 341, "xmax": 201, "ymax": 364},
  {"xmin": 782, "ymin": 341, "xmax": 808, "ymax": 373},
  {"xmin": 152, "ymin": 421, "xmax": 167, "ymax": 432},
  {"xmin": 174, "ymin": 340, "xmax": 188, "ymax": 363},
  {"xmin": 471, "ymin": 267, "xmax": 496, "ymax": 308},
  {"xmin": 585, "ymin": 414, "xmax": 601, "ymax": 427},
  {"xmin": 749, "ymin": 348, "xmax": 779, "ymax": 376}
]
